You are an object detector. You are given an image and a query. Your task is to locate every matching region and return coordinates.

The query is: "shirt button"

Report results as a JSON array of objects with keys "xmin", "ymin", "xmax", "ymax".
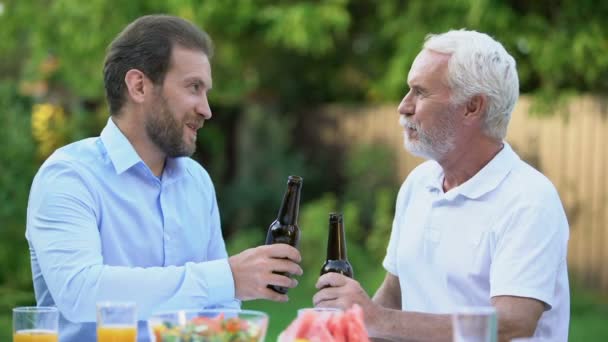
[{"xmin": 165, "ymin": 234, "xmax": 171, "ymax": 241}]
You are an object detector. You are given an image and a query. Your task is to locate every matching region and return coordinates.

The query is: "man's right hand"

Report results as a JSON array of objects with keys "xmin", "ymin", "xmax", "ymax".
[{"xmin": 228, "ymin": 244, "xmax": 303, "ymax": 302}]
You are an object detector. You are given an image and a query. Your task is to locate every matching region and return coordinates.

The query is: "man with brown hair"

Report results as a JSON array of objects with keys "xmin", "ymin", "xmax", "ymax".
[{"xmin": 27, "ymin": 15, "xmax": 302, "ymax": 341}]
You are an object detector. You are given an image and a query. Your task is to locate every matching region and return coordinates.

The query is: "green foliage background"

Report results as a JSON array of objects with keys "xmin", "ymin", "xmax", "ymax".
[{"xmin": 0, "ymin": 0, "xmax": 607, "ymax": 340}]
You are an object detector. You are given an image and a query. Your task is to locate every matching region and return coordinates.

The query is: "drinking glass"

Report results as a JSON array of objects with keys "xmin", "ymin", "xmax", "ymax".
[
  {"xmin": 13, "ymin": 306, "xmax": 59, "ymax": 342},
  {"xmin": 452, "ymin": 306, "xmax": 497, "ymax": 342},
  {"xmin": 96, "ymin": 302, "xmax": 137, "ymax": 342}
]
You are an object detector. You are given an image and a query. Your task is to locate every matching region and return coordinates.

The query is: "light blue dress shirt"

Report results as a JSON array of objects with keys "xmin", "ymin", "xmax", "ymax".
[{"xmin": 26, "ymin": 118, "xmax": 239, "ymax": 341}]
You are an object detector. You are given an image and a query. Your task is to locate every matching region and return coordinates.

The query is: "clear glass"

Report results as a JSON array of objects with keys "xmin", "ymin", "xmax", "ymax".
[
  {"xmin": 452, "ymin": 306, "xmax": 497, "ymax": 342},
  {"xmin": 13, "ymin": 306, "xmax": 59, "ymax": 342},
  {"xmin": 147, "ymin": 309, "xmax": 268, "ymax": 342},
  {"xmin": 510, "ymin": 338, "xmax": 545, "ymax": 342},
  {"xmin": 297, "ymin": 307, "xmax": 342, "ymax": 317},
  {"xmin": 96, "ymin": 302, "xmax": 137, "ymax": 342}
]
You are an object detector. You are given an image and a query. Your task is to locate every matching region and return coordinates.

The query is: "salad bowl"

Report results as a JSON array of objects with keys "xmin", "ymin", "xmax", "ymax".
[{"xmin": 148, "ymin": 309, "xmax": 268, "ymax": 342}]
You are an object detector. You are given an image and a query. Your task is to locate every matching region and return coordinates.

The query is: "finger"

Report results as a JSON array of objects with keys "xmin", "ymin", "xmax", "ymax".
[
  {"xmin": 315, "ymin": 300, "xmax": 341, "ymax": 309},
  {"xmin": 266, "ymin": 244, "xmax": 302, "ymax": 263},
  {"xmin": 312, "ymin": 287, "xmax": 340, "ymax": 306},
  {"xmin": 267, "ymin": 273, "xmax": 299, "ymax": 289},
  {"xmin": 315, "ymin": 272, "xmax": 348, "ymax": 289},
  {"xmin": 270, "ymin": 258, "xmax": 303, "ymax": 276},
  {"xmin": 260, "ymin": 287, "xmax": 289, "ymax": 302},
  {"xmin": 314, "ymin": 298, "xmax": 340, "ymax": 309}
]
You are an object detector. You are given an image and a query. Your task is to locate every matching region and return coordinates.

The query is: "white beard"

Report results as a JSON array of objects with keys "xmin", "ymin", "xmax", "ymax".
[{"xmin": 399, "ymin": 115, "xmax": 456, "ymax": 161}]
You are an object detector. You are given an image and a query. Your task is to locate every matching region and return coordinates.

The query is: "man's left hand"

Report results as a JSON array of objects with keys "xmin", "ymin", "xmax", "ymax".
[{"xmin": 313, "ymin": 273, "xmax": 375, "ymax": 313}]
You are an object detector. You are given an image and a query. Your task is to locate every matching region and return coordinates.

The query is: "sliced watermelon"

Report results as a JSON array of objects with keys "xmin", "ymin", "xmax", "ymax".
[
  {"xmin": 327, "ymin": 313, "xmax": 346, "ymax": 342},
  {"xmin": 278, "ymin": 305, "xmax": 370, "ymax": 342},
  {"xmin": 307, "ymin": 314, "xmax": 334, "ymax": 342},
  {"xmin": 344, "ymin": 305, "xmax": 370, "ymax": 342},
  {"xmin": 295, "ymin": 310, "xmax": 317, "ymax": 338}
]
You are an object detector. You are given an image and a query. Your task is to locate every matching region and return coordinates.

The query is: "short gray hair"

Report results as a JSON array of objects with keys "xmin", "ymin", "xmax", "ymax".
[{"xmin": 423, "ymin": 29, "xmax": 519, "ymax": 140}]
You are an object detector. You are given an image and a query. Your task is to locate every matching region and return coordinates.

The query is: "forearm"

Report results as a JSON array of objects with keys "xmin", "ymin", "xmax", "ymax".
[
  {"xmin": 31, "ymin": 222, "xmax": 235, "ymax": 322},
  {"xmin": 367, "ymin": 307, "xmax": 452, "ymax": 342},
  {"xmin": 372, "ymin": 286, "xmax": 401, "ymax": 310},
  {"xmin": 372, "ymin": 272, "xmax": 402, "ymax": 310},
  {"xmin": 29, "ymin": 186, "xmax": 236, "ymax": 322},
  {"xmin": 492, "ymin": 296, "xmax": 544, "ymax": 342},
  {"xmin": 47, "ymin": 259, "xmax": 235, "ymax": 322}
]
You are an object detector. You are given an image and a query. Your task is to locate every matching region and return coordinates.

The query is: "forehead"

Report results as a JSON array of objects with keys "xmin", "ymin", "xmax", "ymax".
[
  {"xmin": 166, "ymin": 45, "xmax": 212, "ymax": 85},
  {"xmin": 407, "ymin": 49, "xmax": 450, "ymax": 87}
]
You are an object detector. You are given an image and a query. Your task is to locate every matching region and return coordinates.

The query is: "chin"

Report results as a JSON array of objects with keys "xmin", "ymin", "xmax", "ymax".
[
  {"xmin": 184, "ymin": 146, "xmax": 196, "ymax": 157},
  {"xmin": 404, "ymin": 140, "xmax": 435, "ymax": 160},
  {"xmin": 182, "ymin": 138, "xmax": 196, "ymax": 155}
]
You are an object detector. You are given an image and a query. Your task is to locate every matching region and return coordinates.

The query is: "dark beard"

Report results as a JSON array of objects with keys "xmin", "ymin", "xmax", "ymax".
[{"xmin": 145, "ymin": 94, "xmax": 195, "ymax": 158}]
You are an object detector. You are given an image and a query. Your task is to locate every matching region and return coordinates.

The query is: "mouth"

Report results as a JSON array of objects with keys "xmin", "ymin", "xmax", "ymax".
[
  {"xmin": 399, "ymin": 117, "xmax": 417, "ymax": 132},
  {"xmin": 404, "ymin": 123, "xmax": 417, "ymax": 132},
  {"xmin": 186, "ymin": 122, "xmax": 203, "ymax": 132},
  {"xmin": 185, "ymin": 122, "xmax": 202, "ymax": 141}
]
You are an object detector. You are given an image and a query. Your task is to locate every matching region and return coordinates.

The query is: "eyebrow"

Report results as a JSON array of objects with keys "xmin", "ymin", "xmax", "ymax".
[
  {"xmin": 409, "ymin": 84, "xmax": 426, "ymax": 94},
  {"xmin": 184, "ymin": 76, "xmax": 212, "ymax": 90}
]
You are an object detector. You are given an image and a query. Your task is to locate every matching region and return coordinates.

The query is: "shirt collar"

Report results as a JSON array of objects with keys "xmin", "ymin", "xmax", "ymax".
[
  {"xmin": 425, "ymin": 142, "xmax": 519, "ymax": 200},
  {"xmin": 163, "ymin": 156, "xmax": 190, "ymax": 181},
  {"xmin": 100, "ymin": 117, "xmax": 143, "ymax": 175}
]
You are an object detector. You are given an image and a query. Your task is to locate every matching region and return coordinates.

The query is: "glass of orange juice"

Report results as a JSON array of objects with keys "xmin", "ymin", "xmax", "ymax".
[
  {"xmin": 13, "ymin": 306, "xmax": 59, "ymax": 342},
  {"xmin": 96, "ymin": 302, "xmax": 137, "ymax": 342}
]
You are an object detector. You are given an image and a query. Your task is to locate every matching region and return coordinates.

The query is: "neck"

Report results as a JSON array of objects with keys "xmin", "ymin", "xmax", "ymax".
[
  {"xmin": 438, "ymin": 136, "xmax": 503, "ymax": 192},
  {"xmin": 111, "ymin": 114, "xmax": 166, "ymax": 177}
]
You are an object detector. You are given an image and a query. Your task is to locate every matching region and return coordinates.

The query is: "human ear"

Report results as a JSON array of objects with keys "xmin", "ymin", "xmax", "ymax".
[
  {"xmin": 124, "ymin": 69, "xmax": 147, "ymax": 104},
  {"xmin": 465, "ymin": 94, "xmax": 486, "ymax": 120}
]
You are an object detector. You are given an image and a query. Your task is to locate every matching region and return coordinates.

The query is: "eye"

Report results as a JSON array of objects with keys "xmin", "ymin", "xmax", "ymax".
[{"xmin": 189, "ymin": 81, "xmax": 206, "ymax": 94}]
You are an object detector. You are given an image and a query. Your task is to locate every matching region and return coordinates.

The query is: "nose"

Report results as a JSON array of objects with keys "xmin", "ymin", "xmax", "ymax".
[
  {"xmin": 196, "ymin": 94, "xmax": 212, "ymax": 120},
  {"xmin": 397, "ymin": 90, "xmax": 414, "ymax": 117}
]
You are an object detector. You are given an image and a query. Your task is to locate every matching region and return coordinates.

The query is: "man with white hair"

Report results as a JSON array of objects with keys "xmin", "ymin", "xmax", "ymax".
[{"xmin": 313, "ymin": 29, "xmax": 570, "ymax": 341}]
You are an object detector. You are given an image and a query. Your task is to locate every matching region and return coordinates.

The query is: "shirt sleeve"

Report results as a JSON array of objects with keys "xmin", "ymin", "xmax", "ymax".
[
  {"xmin": 26, "ymin": 161, "xmax": 237, "ymax": 323},
  {"xmin": 489, "ymin": 203, "xmax": 569, "ymax": 309},
  {"xmin": 202, "ymin": 171, "xmax": 241, "ymax": 309},
  {"xmin": 203, "ymin": 171, "xmax": 230, "ymax": 263}
]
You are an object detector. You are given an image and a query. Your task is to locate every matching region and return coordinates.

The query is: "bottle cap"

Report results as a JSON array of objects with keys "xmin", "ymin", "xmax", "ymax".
[
  {"xmin": 287, "ymin": 175, "xmax": 303, "ymax": 183},
  {"xmin": 329, "ymin": 212, "xmax": 343, "ymax": 223}
]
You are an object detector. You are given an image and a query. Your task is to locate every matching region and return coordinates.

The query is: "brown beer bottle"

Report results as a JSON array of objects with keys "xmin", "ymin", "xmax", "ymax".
[
  {"xmin": 320, "ymin": 213, "xmax": 354, "ymax": 278},
  {"xmin": 265, "ymin": 175, "xmax": 303, "ymax": 294}
]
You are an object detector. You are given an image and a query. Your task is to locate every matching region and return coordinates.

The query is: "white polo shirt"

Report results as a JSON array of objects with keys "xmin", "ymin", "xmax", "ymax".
[{"xmin": 383, "ymin": 142, "xmax": 570, "ymax": 341}]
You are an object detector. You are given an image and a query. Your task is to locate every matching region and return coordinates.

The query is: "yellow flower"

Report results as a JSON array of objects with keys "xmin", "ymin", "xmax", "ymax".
[{"xmin": 31, "ymin": 103, "xmax": 66, "ymax": 158}]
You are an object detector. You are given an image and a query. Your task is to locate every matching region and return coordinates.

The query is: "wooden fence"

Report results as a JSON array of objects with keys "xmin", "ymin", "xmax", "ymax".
[{"xmin": 322, "ymin": 96, "xmax": 608, "ymax": 293}]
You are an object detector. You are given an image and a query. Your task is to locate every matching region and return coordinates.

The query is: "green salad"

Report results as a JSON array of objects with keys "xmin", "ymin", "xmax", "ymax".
[{"xmin": 152, "ymin": 314, "xmax": 264, "ymax": 342}]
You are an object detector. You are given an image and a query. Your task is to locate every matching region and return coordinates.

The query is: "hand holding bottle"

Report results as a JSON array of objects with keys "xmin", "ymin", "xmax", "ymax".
[
  {"xmin": 313, "ymin": 272, "xmax": 373, "ymax": 313},
  {"xmin": 228, "ymin": 244, "xmax": 302, "ymax": 302}
]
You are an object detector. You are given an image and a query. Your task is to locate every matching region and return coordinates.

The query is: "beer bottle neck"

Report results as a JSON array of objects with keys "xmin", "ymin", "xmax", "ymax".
[
  {"xmin": 277, "ymin": 182, "xmax": 301, "ymax": 225},
  {"xmin": 327, "ymin": 220, "xmax": 347, "ymax": 260}
]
